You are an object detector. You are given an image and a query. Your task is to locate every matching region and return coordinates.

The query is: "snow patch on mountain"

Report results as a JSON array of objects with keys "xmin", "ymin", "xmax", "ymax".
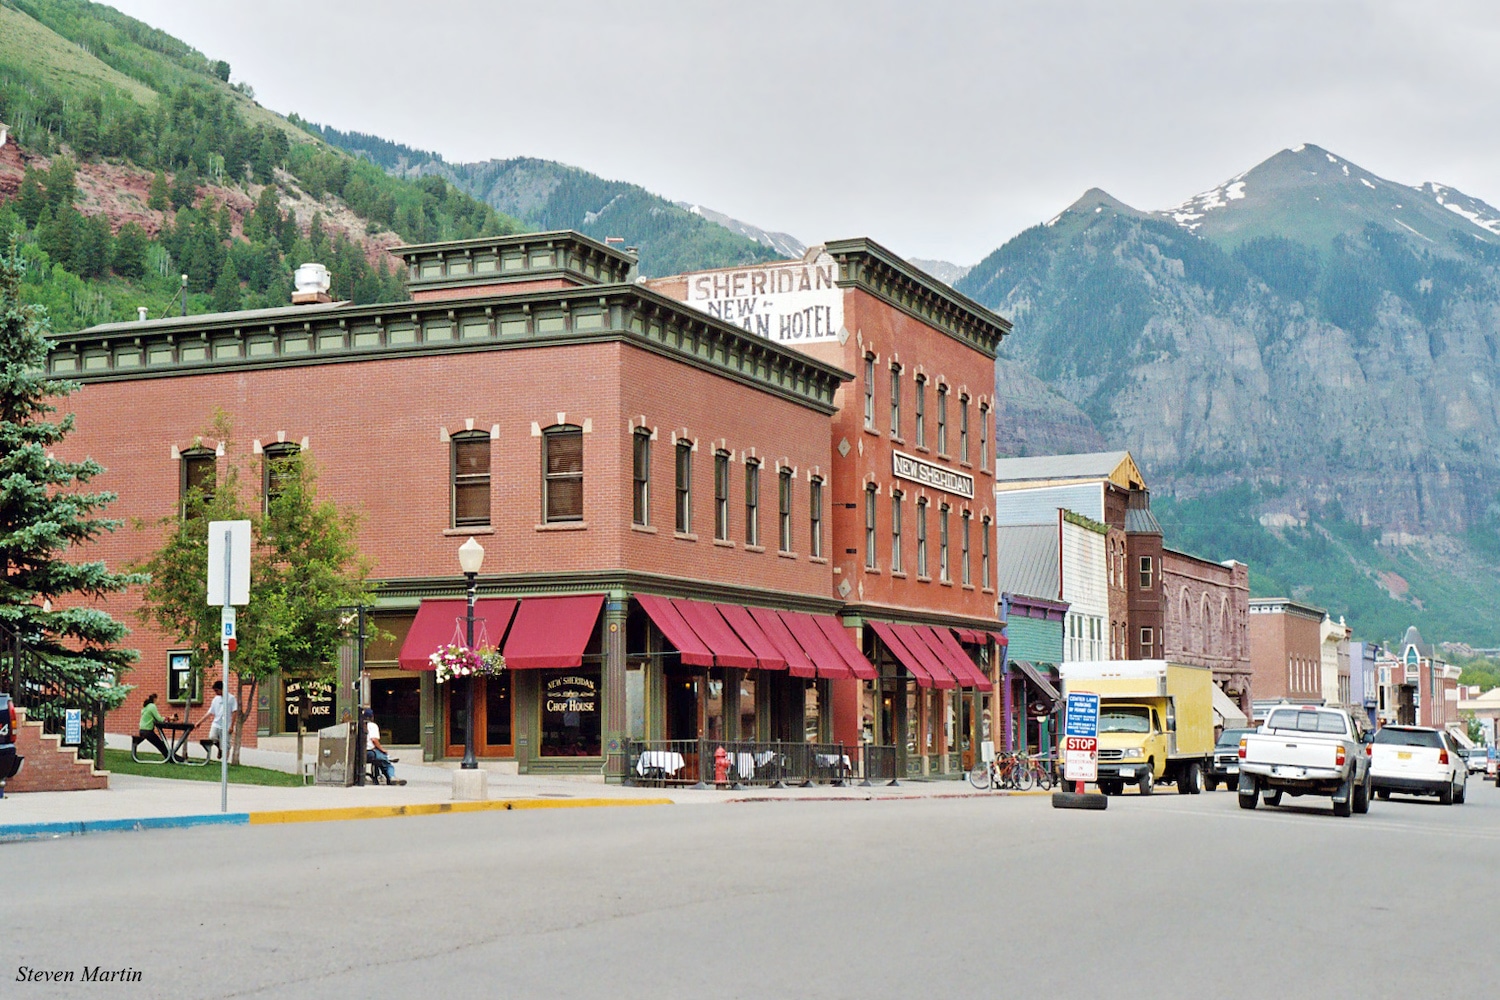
[
  {"xmin": 1166, "ymin": 175, "xmax": 1249, "ymax": 230},
  {"xmin": 1420, "ymin": 182, "xmax": 1500, "ymax": 236}
]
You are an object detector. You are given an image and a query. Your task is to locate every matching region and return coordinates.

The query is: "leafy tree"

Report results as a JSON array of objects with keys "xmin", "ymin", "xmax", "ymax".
[
  {"xmin": 135, "ymin": 430, "xmax": 374, "ymax": 765},
  {"xmin": 148, "ymin": 170, "xmax": 171, "ymax": 212},
  {"xmin": 0, "ymin": 244, "xmax": 141, "ymax": 727}
]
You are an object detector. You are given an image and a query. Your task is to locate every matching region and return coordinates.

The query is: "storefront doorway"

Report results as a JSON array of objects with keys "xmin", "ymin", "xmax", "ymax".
[
  {"xmin": 370, "ymin": 675, "xmax": 421, "ymax": 745},
  {"xmin": 445, "ymin": 673, "xmax": 513, "ymax": 757}
]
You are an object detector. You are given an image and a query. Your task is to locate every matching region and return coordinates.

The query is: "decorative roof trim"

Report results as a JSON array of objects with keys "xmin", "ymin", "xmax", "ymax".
[{"xmin": 823, "ymin": 237, "xmax": 1011, "ymax": 358}]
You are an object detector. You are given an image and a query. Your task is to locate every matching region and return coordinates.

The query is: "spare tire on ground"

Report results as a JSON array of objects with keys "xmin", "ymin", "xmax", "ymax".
[{"xmin": 1052, "ymin": 791, "xmax": 1108, "ymax": 810}]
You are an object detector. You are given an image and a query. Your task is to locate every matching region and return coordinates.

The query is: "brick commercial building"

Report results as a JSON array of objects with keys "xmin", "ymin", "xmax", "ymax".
[
  {"xmin": 1247, "ymin": 597, "xmax": 1327, "ymax": 718},
  {"xmin": 54, "ymin": 232, "xmax": 1010, "ymax": 780}
]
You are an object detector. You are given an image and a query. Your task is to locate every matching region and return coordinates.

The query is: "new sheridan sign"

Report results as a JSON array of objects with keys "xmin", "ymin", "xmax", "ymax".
[
  {"xmin": 892, "ymin": 451, "xmax": 974, "ymax": 500},
  {"xmin": 681, "ymin": 253, "xmax": 844, "ymax": 344}
]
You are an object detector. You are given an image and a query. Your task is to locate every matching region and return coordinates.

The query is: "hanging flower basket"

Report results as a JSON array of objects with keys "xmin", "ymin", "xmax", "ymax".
[{"xmin": 430, "ymin": 643, "xmax": 506, "ymax": 684}]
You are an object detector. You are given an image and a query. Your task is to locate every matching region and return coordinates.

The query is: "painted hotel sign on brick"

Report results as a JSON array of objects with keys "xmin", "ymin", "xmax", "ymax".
[
  {"xmin": 682, "ymin": 252, "xmax": 844, "ymax": 344},
  {"xmin": 892, "ymin": 451, "xmax": 975, "ymax": 499}
]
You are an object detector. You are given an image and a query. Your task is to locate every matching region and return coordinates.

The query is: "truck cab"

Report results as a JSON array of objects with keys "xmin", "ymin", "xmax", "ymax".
[{"xmin": 1096, "ymin": 701, "xmax": 1171, "ymax": 794}]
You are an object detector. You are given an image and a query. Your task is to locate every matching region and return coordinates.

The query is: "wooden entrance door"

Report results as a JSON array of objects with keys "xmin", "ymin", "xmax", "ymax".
[{"xmin": 446, "ymin": 673, "xmax": 513, "ymax": 757}]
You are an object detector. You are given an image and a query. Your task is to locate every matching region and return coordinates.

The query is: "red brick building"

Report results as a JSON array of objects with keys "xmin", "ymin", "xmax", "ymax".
[
  {"xmin": 54, "ymin": 232, "xmax": 1010, "ymax": 779},
  {"xmin": 1247, "ymin": 597, "xmax": 1327, "ymax": 717}
]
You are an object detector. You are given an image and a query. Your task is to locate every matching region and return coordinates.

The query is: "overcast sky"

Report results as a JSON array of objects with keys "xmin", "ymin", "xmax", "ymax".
[{"xmin": 107, "ymin": 1, "xmax": 1500, "ymax": 265}]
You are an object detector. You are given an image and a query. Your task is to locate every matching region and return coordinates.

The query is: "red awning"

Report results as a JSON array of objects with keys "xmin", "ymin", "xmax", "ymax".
[
  {"xmin": 747, "ymin": 606, "xmax": 820, "ymax": 677},
  {"xmin": 672, "ymin": 598, "xmax": 758, "ymax": 669},
  {"xmin": 868, "ymin": 621, "xmax": 935, "ymax": 687},
  {"xmin": 501, "ymin": 593, "xmax": 605, "ymax": 670},
  {"xmin": 779, "ymin": 611, "xmax": 853, "ymax": 680},
  {"xmin": 892, "ymin": 624, "xmax": 959, "ymax": 689},
  {"xmin": 929, "ymin": 626, "xmax": 994, "ymax": 691},
  {"xmin": 954, "ymin": 627, "xmax": 986, "ymax": 645},
  {"xmin": 812, "ymin": 614, "xmax": 877, "ymax": 680},
  {"xmin": 398, "ymin": 598, "xmax": 519, "ymax": 670},
  {"xmin": 636, "ymin": 594, "xmax": 714, "ymax": 667},
  {"xmin": 992, "ymin": 630, "xmax": 1009, "ymax": 647},
  {"xmin": 716, "ymin": 604, "xmax": 788, "ymax": 672}
]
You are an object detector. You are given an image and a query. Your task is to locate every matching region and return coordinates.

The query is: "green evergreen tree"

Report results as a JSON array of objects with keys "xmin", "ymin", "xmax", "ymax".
[
  {"xmin": 0, "ymin": 244, "xmax": 141, "ymax": 724},
  {"xmin": 111, "ymin": 223, "xmax": 149, "ymax": 280},
  {"xmin": 45, "ymin": 159, "xmax": 77, "ymax": 209},
  {"xmin": 211, "ymin": 257, "xmax": 240, "ymax": 312},
  {"xmin": 16, "ymin": 170, "xmax": 47, "ymax": 229},
  {"xmin": 148, "ymin": 170, "xmax": 171, "ymax": 212},
  {"xmin": 169, "ymin": 164, "xmax": 200, "ymax": 210}
]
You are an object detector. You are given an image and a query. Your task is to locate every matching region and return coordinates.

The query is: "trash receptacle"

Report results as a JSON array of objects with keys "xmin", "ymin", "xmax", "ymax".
[{"xmin": 315, "ymin": 722, "xmax": 354, "ymax": 786}]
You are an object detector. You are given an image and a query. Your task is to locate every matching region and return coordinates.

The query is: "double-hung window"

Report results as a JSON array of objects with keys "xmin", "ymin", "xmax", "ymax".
[
  {"xmin": 864, "ymin": 485, "xmax": 878, "ymax": 570},
  {"xmin": 714, "ymin": 450, "xmax": 731, "ymax": 541},
  {"xmin": 543, "ymin": 425, "xmax": 584, "ymax": 522},
  {"xmin": 262, "ymin": 441, "xmax": 300, "ymax": 511},
  {"xmin": 890, "ymin": 364, "xmax": 901, "ymax": 437},
  {"xmin": 745, "ymin": 459, "xmax": 760, "ymax": 547},
  {"xmin": 936, "ymin": 385, "xmax": 948, "ymax": 455},
  {"xmin": 959, "ymin": 396, "xmax": 970, "ymax": 464},
  {"xmin": 890, "ymin": 490, "xmax": 904, "ymax": 574},
  {"xmin": 914, "ymin": 376, "xmax": 927, "ymax": 448},
  {"xmin": 979, "ymin": 402, "xmax": 989, "ymax": 470},
  {"xmin": 981, "ymin": 516, "xmax": 991, "ymax": 589},
  {"xmin": 675, "ymin": 440, "xmax": 692, "ymax": 534},
  {"xmin": 778, "ymin": 468, "xmax": 793, "ymax": 553},
  {"xmin": 916, "ymin": 499, "xmax": 929, "ymax": 578},
  {"xmin": 938, "ymin": 504, "xmax": 950, "ymax": 582},
  {"xmin": 862, "ymin": 354, "xmax": 876, "ymax": 430},
  {"xmin": 180, "ymin": 448, "xmax": 216, "ymax": 516},
  {"xmin": 452, "ymin": 433, "xmax": 491, "ymax": 528},
  {"xmin": 631, "ymin": 429, "xmax": 650, "ymax": 527},
  {"xmin": 1139, "ymin": 555, "xmax": 1153, "ymax": 590},
  {"xmin": 809, "ymin": 477, "xmax": 823, "ymax": 558},
  {"xmin": 961, "ymin": 511, "xmax": 972, "ymax": 586}
]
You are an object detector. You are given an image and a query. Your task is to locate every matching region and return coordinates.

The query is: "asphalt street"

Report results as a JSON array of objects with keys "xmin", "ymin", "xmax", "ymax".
[{"xmin": 7, "ymin": 780, "xmax": 1499, "ymax": 1000}]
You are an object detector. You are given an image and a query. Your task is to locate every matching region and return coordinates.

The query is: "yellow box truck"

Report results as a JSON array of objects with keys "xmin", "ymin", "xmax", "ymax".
[{"xmin": 1058, "ymin": 660, "xmax": 1215, "ymax": 796}]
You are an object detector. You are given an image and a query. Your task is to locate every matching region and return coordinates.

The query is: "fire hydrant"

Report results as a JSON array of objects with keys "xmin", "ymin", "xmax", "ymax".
[{"xmin": 714, "ymin": 745, "xmax": 730, "ymax": 787}]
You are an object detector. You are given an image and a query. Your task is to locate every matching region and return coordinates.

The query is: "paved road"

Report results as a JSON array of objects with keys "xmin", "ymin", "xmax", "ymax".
[{"xmin": 7, "ymin": 781, "xmax": 1499, "ymax": 999}]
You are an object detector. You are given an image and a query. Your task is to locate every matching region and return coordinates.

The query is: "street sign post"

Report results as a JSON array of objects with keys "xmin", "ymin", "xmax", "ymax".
[
  {"xmin": 1064, "ymin": 692, "xmax": 1100, "ymax": 792},
  {"xmin": 208, "ymin": 520, "xmax": 250, "ymax": 814}
]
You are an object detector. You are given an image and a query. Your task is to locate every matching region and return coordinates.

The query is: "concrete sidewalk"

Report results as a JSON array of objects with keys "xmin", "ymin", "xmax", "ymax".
[{"xmin": 1, "ymin": 742, "xmax": 1023, "ymax": 841}]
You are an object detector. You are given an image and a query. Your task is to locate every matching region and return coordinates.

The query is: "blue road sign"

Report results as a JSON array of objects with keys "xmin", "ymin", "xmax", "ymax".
[
  {"xmin": 64, "ymin": 708, "xmax": 82, "ymax": 746},
  {"xmin": 1065, "ymin": 692, "xmax": 1100, "ymax": 739}
]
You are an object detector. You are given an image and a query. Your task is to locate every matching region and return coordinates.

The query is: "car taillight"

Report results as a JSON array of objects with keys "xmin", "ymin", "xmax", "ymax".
[
  {"xmin": 1439, "ymin": 750, "xmax": 1449, "ymax": 765},
  {"xmin": 1336, "ymin": 746, "xmax": 1346, "ymax": 767},
  {"xmin": 1365, "ymin": 745, "xmax": 1372, "ymax": 757},
  {"xmin": 1238, "ymin": 738, "xmax": 1247, "ymax": 759}
]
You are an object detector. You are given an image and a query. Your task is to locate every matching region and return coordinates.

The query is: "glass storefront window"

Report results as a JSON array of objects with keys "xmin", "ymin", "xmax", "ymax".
[
  {"xmin": 539, "ymin": 669, "xmax": 601, "ymax": 757},
  {"xmin": 705, "ymin": 677, "xmax": 724, "ymax": 741},
  {"xmin": 370, "ymin": 677, "xmax": 421, "ymax": 745},
  {"xmin": 804, "ymin": 681, "xmax": 821, "ymax": 742},
  {"xmin": 739, "ymin": 675, "xmax": 757, "ymax": 741}
]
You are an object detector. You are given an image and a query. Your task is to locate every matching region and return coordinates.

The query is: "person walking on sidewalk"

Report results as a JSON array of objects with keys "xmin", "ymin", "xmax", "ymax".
[
  {"xmin": 364, "ymin": 708, "xmax": 405, "ymax": 785},
  {"xmin": 200, "ymin": 680, "xmax": 236, "ymax": 761},
  {"xmin": 136, "ymin": 694, "xmax": 175, "ymax": 761}
]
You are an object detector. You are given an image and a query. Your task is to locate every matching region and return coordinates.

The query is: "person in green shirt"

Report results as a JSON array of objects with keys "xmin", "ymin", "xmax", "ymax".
[{"xmin": 135, "ymin": 693, "xmax": 174, "ymax": 761}]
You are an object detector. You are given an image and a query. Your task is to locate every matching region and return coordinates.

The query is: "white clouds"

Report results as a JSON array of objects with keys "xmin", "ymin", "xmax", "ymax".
[{"xmin": 106, "ymin": 0, "xmax": 1500, "ymax": 264}]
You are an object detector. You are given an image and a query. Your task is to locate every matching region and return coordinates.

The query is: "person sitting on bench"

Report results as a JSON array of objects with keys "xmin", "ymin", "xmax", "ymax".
[
  {"xmin": 135, "ymin": 693, "xmax": 174, "ymax": 760},
  {"xmin": 364, "ymin": 708, "xmax": 405, "ymax": 785}
]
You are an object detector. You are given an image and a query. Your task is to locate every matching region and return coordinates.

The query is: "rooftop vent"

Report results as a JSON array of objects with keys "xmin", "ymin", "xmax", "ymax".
[
  {"xmin": 292, "ymin": 262, "xmax": 332, "ymax": 305},
  {"xmin": 137, "ymin": 306, "xmax": 149, "ymax": 322}
]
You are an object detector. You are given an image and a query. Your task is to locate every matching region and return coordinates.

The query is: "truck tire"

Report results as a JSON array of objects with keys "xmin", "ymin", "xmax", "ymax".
[
  {"xmin": 1238, "ymin": 785, "xmax": 1258, "ymax": 809},
  {"xmin": 1333, "ymin": 794, "xmax": 1352, "ymax": 817},
  {"xmin": 1139, "ymin": 767, "xmax": 1154, "ymax": 796},
  {"xmin": 1456, "ymin": 781, "xmax": 1465, "ymax": 805},
  {"xmin": 1187, "ymin": 762, "xmax": 1204, "ymax": 794},
  {"xmin": 1353, "ymin": 778, "xmax": 1370, "ymax": 814},
  {"xmin": 1264, "ymin": 789, "xmax": 1283, "ymax": 806},
  {"xmin": 1052, "ymin": 791, "xmax": 1108, "ymax": 810},
  {"xmin": 1204, "ymin": 776, "xmax": 1217, "ymax": 792}
]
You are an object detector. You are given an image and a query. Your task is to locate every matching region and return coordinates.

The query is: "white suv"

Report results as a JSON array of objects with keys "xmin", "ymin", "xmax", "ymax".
[{"xmin": 1369, "ymin": 726, "xmax": 1466, "ymax": 805}]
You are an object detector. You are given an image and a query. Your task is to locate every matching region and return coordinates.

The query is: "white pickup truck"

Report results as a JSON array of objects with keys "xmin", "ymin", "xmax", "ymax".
[{"xmin": 1237, "ymin": 705, "xmax": 1372, "ymax": 817}]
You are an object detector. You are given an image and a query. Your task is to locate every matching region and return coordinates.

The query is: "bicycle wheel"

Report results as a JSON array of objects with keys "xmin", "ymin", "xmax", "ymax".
[
  {"xmin": 1014, "ymin": 764, "xmax": 1035, "ymax": 791},
  {"xmin": 968, "ymin": 763, "xmax": 991, "ymax": 789},
  {"xmin": 1034, "ymin": 764, "xmax": 1053, "ymax": 791}
]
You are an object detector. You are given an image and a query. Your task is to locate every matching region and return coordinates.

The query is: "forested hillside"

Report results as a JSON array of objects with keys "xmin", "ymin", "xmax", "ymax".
[{"xmin": 0, "ymin": 0, "xmax": 517, "ymax": 330}]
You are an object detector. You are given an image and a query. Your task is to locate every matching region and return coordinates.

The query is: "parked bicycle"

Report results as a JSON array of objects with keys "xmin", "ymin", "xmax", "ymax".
[{"xmin": 968, "ymin": 751, "xmax": 1054, "ymax": 791}]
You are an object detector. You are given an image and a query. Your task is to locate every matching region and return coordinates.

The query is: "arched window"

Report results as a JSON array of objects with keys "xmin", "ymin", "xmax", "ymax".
[
  {"xmin": 452, "ymin": 431, "xmax": 491, "ymax": 528},
  {"xmin": 1200, "ymin": 594, "xmax": 1212, "ymax": 653},
  {"xmin": 543, "ymin": 425, "xmax": 583, "ymax": 523}
]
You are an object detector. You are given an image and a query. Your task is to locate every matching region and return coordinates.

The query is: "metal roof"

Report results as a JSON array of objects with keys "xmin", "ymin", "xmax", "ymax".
[
  {"xmin": 992, "ymin": 524, "xmax": 1059, "ymax": 602},
  {"xmin": 80, "ymin": 300, "xmax": 351, "ymax": 336},
  {"xmin": 1125, "ymin": 505, "xmax": 1162, "ymax": 534},
  {"xmin": 992, "ymin": 450, "xmax": 1136, "ymax": 485}
]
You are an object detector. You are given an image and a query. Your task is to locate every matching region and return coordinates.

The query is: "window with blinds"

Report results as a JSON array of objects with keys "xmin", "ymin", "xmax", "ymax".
[
  {"xmin": 452, "ymin": 433, "xmax": 491, "ymax": 528},
  {"xmin": 543, "ymin": 426, "xmax": 584, "ymax": 522}
]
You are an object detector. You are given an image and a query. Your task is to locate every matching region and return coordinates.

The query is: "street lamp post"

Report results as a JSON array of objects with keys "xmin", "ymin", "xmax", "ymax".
[{"xmin": 457, "ymin": 537, "xmax": 485, "ymax": 770}]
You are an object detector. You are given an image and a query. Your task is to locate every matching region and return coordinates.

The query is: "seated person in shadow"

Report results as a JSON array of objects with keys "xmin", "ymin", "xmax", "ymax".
[{"xmin": 136, "ymin": 693, "xmax": 176, "ymax": 760}]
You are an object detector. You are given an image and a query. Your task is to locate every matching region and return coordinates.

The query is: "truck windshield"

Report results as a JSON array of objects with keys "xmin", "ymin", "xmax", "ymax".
[
  {"xmin": 1266, "ymin": 709, "xmax": 1347, "ymax": 735},
  {"xmin": 1099, "ymin": 707, "xmax": 1151, "ymax": 734}
]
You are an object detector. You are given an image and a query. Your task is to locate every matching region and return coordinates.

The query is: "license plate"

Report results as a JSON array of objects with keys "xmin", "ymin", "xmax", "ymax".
[
  {"xmin": 1397, "ymin": 752, "xmax": 1412, "ymax": 760},
  {"xmin": 1119, "ymin": 767, "xmax": 1135, "ymax": 778},
  {"xmin": 1273, "ymin": 765, "xmax": 1305, "ymax": 778}
]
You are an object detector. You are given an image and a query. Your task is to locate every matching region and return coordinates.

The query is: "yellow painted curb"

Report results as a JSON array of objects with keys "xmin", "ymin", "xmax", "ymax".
[{"xmin": 248, "ymin": 797, "xmax": 674, "ymax": 826}]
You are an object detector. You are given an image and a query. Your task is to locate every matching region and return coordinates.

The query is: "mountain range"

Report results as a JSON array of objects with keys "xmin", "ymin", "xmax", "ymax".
[{"xmin": 956, "ymin": 144, "xmax": 1500, "ymax": 645}]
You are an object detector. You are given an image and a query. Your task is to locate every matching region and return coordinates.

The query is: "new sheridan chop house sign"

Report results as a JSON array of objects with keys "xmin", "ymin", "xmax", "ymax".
[{"xmin": 682, "ymin": 252, "xmax": 844, "ymax": 344}]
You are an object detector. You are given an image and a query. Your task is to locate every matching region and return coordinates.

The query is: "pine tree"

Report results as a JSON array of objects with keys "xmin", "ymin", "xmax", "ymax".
[
  {"xmin": 16, "ymin": 170, "xmax": 47, "ymax": 229},
  {"xmin": 148, "ymin": 171, "xmax": 171, "ymax": 212},
  {"xmin": 0, "ymin": 244, "xmax": 141, "ymax": 727},
  {"xmin": 211, "ymin": 258, "xmax": 240, "ymax": 313},
  {"xmin": 111, "ymin": 223, "xmax": 149, "ymax": 280}
]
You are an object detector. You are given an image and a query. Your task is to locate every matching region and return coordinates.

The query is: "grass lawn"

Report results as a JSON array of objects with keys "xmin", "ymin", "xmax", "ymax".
[{"xmin": 100, "ymin": 749, "xmax": 305, "ymax": 787}]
